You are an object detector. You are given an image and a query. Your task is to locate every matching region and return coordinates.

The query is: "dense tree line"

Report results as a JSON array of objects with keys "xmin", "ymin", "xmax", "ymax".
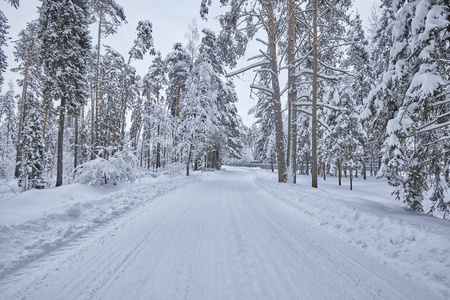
[
  {"xmin": 0, "ymin": 0, "xmax": 244, "ymax": 189},
  {"xmin": 0, "ymin": 0, "xmax": 448, "ymax": 219},
  {"xmin": 202, "ymin": 0, "xmax": 449, "ymax": 219}
]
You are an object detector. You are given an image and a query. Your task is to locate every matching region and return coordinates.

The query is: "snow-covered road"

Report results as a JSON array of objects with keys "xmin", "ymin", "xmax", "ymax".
[{"xmin": 0, "ymin": 167, "xmax": 441, "ymax": 299}]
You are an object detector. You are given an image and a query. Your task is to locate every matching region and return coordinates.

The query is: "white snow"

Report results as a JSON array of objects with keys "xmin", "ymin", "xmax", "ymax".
[
  {"xmin": 0, "ymin": 167, "xmax": 449, "ymax": 299},
  {"xmin": 0, "ymin": 165, "xmax": 203, "ymax": 281}
]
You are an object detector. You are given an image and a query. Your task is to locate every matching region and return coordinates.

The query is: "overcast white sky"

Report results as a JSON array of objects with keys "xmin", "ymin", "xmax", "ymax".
[{"xmin": 1, "ymin": 0, "xmax": 378, "ymax": 127}]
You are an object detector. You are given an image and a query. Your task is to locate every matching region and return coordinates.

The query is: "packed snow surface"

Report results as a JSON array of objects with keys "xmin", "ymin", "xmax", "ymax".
[{"xmin": 0, "ymin": 167, "xmax": 449, "ymax": 299}]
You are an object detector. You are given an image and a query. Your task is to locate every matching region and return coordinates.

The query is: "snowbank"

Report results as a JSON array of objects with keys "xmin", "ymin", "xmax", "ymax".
[
  {"xmin": 0, "ymin": 168, "xmax": 203, "ymax": 280},
  {"xmin": 250, "ymin": 168, "xmax": 450, "ymax": 298}
]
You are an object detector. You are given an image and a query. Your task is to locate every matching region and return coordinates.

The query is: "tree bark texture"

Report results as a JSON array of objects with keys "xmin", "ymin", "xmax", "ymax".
[
  {"xmin": 56, "ymin": 97, "xmax": 67, "ymax": 187},
  {"xmin": 287, "ymin": 0, "xmax": 298, "ymax": 183},
  {"xmin": 311, "ymin": 0, "xmax": 318, "ymax": 188},
  {"xmin": 92, "ymin": 7, "xmax": 103, "ymax": 160},
  {"xmin": 266, "ymin": 0, "xmax": 287, "ymax": 183},
  {"xmin": 74, "ymin": 116, "xmax": 79, "ymax": 169},
  {"xmin": 338, "ymin": 158, "xmax": 342, "ymax": 186}
]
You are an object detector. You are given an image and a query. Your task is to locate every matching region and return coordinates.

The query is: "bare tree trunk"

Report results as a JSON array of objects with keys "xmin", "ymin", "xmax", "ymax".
[
  {"xmin": 306, "ymin": 154, "xmax": 310, "ymax": 175},
  {"xmin": 323, "ymin": 162, "xmax": 326, "ymax": 181},
  {"xmin": 338, "ymin": 158, "xmax": 342, "ymax": 186},
  {"xmin": 156, "ymin": 125, "xmax": 161, "ymax": 169},
  {"xmin": 56, "ymin": 97, "xmax": 66, "ymax": 187},
  {"xmin": 311, "ymin": 0, "xmax": 319, "ymax": 188},
  {"xmin": 186, "ymin": 145, "xmax": 192, "ymax": 176},
  {"xmin": 80, "ymin": 105, "xmax": 85, "ymax": 162},
  {"xmin": 140, "ymin": 142, "xmax": 144, "ymax": 167},
  {"xmin": 287, "ymin": 0, "xmax": 297, "ymax": 183},
  {"xmin": 350, "ymin": 165, "xmax": 353, "ymax": 190},
  {"xmin": 92, "ymin": 8, "xmax": 103, "ymax": 159},
  {"xmin": 15, "ymin": 38, "xmax": 35, "ymax": 178},
  {"xmin": 363, "ymin": 143, "xmax": 367, "ymax": 180},
  {"xmin": 370, "ymin": 143, "xmax": 374, "ymax": 176},
  {"xmin": 446, "ymin": 151, "xmax": 449, "ymax": 183},
  {"xmin": 74, "ymin": 116, "xmax": 79, "ymax": 169},
  {"xmin": 267, "ymin": 0, "xmax": 287, "ymax": 183}
]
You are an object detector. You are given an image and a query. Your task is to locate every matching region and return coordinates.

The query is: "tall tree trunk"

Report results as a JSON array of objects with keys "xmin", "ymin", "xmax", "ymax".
[
  {"xmin": 370, "ymin": 143, "xmax": 374, "ymax": 176},
  {"xmin": 80, "ymin": 105, "xmax": 85, "ymax": 162},
  {"xmin": 363, "ymin": 143, "xmax": 367, "ymax": 180},
  {"xmin": 15, "ymin": 38, "xmax": 35, "ymax": 178},
  {"xmin": 156, "ymin": 125, "xmax": 161, "ymax": 169},
  {"xmin": 267, "ymin": 0, "xmax": 287, "ymax": 183},
  {"xmin": 74, "ymin": 116, "xmax": 79, "ymax": 169},
  {"xmin": 306, "ymin": 153, "xmax": 310, "ymax": 175},
  {"xmin": 186, "ymin": 145, "xmax": 192, "ymax": 176},
  {"xmin": 140, "ymin": 142, "xmax": 144, "ymax": 167},
  {"xmin": 93, "ymin": 8, "xmax": 103, "ymax": 159},
  {"xmin": 287, "ymin": 0, "xmax": 297, "ymax": 183},
  {"xmin": 56, "ymin": 97, "xmax": 66, "ymax": 187},
  {"xmin": 311, "ymin": 0, "xmax": 319, "ymax": 188},
  {"xmin": 350, "ymin": 165, "xmax": 353, "ymax": 190},
  {"xmin": 90, "ymin": 79, "xmax": 95, "ymax": 159},
  {"xmin": 338, "ymin": 158, "xmax": 342, "ymax": 186},
  {"xmin": 73, "ymin": 117, "xmax": 80, "ymax": 169},
  {"xmin": 323, "ymin": 162, "xmax": 326, "ymax": 181},
  {"xmin": 446, "ymin": 151, "xmax": 449, "ymax": 183}
]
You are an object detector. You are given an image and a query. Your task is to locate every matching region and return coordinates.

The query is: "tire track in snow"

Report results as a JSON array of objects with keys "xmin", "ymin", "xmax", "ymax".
[{"xmin": 0, "ymin": 168, "xmax": 440, "ymax": 299}]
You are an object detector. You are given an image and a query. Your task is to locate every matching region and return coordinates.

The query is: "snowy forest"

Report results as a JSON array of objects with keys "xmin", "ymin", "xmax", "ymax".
[{"xmin": 0, "ymin": 0, "xmax": 449, "ymax": 219}]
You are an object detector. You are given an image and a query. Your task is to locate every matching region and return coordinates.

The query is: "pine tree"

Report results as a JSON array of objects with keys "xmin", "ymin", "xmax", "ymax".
[
  {"xmin": 203, "ymin": 0, "xmax": 287, "ymax": 182},
  {"xmin": 294, "ymin": 0, "xmax": 352, "ymax": 187},
  {"xmin": 39, "ymin": 0, "xmax": 92, "ymax": 187},
  {"xmin": 89, "ymin": 0, "xmax": 126, "ymax": 159}
]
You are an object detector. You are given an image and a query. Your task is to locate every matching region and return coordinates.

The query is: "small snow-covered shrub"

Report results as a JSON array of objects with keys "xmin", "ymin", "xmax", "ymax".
[{"xmin": 73, "ymin": 151, "xmax": 139, "ymax": 186}]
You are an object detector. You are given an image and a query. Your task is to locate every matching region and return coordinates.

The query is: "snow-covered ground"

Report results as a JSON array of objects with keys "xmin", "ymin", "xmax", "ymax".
[
  {"xmin": 0, "ymin": 166, "xmax": 203, "ymax": 283},
  {"xmin": 0, "ymin": 166, "xmax": 448, "ymax": 299}
]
